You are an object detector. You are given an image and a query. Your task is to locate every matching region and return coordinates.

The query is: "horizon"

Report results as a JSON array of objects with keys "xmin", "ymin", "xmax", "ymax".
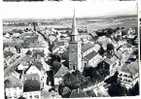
[
  {"xmin": 3, "ymin": 14, "xmax": 137, "ymax": 22},
  {"xmin": 1, "ymin": 1, "xmax": 137, "ymax": 19}
]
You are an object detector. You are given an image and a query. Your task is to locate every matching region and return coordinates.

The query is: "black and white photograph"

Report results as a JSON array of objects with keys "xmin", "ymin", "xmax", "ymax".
[{"xmin": 3, "ymin": 1, "xmax": 139, "ymax": 99}]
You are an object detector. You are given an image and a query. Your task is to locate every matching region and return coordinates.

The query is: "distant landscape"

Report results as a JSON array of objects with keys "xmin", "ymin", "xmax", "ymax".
[{"xmin": 3, "ymin": 15, "xmax": 137, "ymax": 33}]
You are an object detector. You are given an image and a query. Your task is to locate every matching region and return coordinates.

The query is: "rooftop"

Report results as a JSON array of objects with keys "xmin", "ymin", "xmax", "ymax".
[
  {"xmin": 121, "ymin": 61, "xmax": 139, "ymax": 76},
  {"xmin": 82, "ymin": 42, "xmax": 95, "ymax": 52},
  {"xmin": 5, "ymin": 75, "xmax": 22, "ymax": 88},
  {"xmin": 84, "ymin": 50, "xmax": 97, "ymax": 60},
  {"xmin": 24, "ymin": 61, "xmax": 44, "ymax": 73},
  {"xmin": 54, "ymin": 65, "xmax": 69, "ymax": 78}
]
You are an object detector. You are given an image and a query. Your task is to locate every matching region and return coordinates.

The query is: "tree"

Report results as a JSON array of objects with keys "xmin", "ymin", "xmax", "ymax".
[
  {"xmin": 104, "ymin": 71, "xmax": 119, "ymax": 84},
  {"xmin": 128, "ymin": 82, "xmax": 139, "ymax": 96},
  {"xmin": 58, "ymin": 70, "xmax": 89, "ymax": 98},
  {"xmin": 15, "ymin": 45, "xmax": 21, "ymax": 53},
  {"xmin": 107, "ymin": 82, "xmax": 127, "ymax": 96},
  {"xmin": 46, "ymin": 54, "xmax": 61, "ymax": 66},
  {"xmin": 69, "ymin": 89, "xmax": 88, "ymax": 98},
  {"xmin": 4, "ymin": 50, "xmax": 14, "ymax": 58},
  {"xmin": 98, "ymin": 45, "xmax": 105, "ymax": 56},
  {"xmin": 62, "ymin": 70, "xmax": 85, "ymax": 89},
  {"xmin": 58, "ymin": 85, "xmax": 72, "ymax": 98},
  {"xmin": 61, "ymin": 50, "xmax": 69, "ymax": 68},
  {"xmin": 105, "ymin": 28, "xmax": 114, "ymax": 37},
  {"xmin": 48, "ymin": 40, "xmax": 55, "ymax": 53},
  {"xmin": 4, "ymin": 79, "xmax": 10, "ymax": 99},
  {"xmin": 105, "ymin": 71, "xmax": 128, "ymax": 96},
  {"xmin": 83, "ymin": 61, "xmax": 110, "ymax": 83}
]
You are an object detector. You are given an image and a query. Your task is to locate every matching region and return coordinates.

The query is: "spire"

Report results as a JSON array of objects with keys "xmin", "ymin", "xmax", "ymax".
[
  {"xmin": 72, "ymin": 9, "xmax": 78, "ymax": 35},
  {"xmin": 71, "ymin": 9, "xmax": 78, "ymax": 41}
]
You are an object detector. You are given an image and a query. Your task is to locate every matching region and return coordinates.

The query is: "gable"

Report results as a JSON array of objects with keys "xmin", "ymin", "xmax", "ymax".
[
  {"xmin": 54, "ymin": 65, "xmax": 69, "ymax": 78},
  {"xmin": 26, "ymin": 66, "xmax": 41, "ymax": 75}
]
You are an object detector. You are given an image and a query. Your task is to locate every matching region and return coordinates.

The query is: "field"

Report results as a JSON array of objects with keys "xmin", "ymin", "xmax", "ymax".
[{"xmin": 3, "ymin": 15, "xmax": 137, "ymax": 33}]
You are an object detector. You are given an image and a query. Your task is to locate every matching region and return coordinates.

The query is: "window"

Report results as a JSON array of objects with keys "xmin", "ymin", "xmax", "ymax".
[
  {"xmin": 124, "ymin": 74, "xmax": 128, "ymax": 77},
  {"xmin": 30, "ymin": 95, "xmax": 32, "ymax": 99},
  {"xmin": 119, "ymin": 78, "xmax": 122, "ymax": 81},
  {"xmin": 84, "ymin": 63, "xmax": 87, "ymax": 67},
  {"xmin": 119, "ymin": 73, "xmax": 122, "ymax": 76},
  {"xmin": 125, "ymin": 79, "xmax": 128, "ymax": 82},
  {"xmin": 73, "ymin": 65, "xmax": 76, "ymax": 70},
  {"xmin": 34, "ymin": 95, "xmax": 39, "ymax": 99},
  {"xmin": 128, "ymin": 80, "xmax": 131, "ymax": 82}
]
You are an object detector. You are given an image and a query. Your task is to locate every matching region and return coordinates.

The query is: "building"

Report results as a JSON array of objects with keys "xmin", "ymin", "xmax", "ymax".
[
  {"xmin": 54, "ymin": 65, "xmax": 69, "ymax": 85},
  {"xmin": 68, "ymin": 11, "xmax": 82, "ymax": 72},
  {"xmin": 23, "ymin": 61, "xmax": 46, "ymax": 90},
  {"xmin": 5, "ymin": 76, "xmax": 23, "ymax": 99},
  {"xmin": 22, "ymin": 62, "xmax": 46, "ymax": 99},
  {"xmin": 118, "ymin": 61, "xmax": 139, "ymax": 89},
  {"xmin": 68, "ymin": 11, "xmax": 105, "ymax": 72},
  {"xmin": 23, "ymin": 89, "xmax": 41, "ymax": 99}
]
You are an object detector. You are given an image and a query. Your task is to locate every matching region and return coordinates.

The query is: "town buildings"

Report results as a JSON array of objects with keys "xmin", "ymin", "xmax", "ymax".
[{"xmin": 4, "ymin": 13, "xmax": 139, "ymax": 98}]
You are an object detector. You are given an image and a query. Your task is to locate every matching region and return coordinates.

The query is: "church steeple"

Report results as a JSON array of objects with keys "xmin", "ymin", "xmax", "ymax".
[
  {"xmin": 68, "ymin": 9, "xmax": 82, "ymax": 72},
  {"xmin": 70, "ymin": 9, "xmax": 78, "ymax": 42}
]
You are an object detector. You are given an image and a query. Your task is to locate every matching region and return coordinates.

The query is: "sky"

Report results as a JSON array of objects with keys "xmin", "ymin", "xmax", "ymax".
[{"xmin": 1, "ymin": 1, "xmax": 137, "ymax": 19}]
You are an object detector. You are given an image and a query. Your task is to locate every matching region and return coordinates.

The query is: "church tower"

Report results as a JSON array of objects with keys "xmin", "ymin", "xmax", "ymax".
[{"xmin": 69, "ymin": 10, "xmax": 82, "ymax": 72}]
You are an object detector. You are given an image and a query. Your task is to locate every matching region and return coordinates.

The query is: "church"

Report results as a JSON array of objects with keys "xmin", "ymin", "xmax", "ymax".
[{"xmin": 68, "ymin": 11, "xmax": 102, "ymax": 72}]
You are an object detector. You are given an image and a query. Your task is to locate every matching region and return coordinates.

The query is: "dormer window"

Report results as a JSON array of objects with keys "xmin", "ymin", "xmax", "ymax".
[{"xmin": 73, "ymin": 65, "xmax": 76, "ymax": 70}]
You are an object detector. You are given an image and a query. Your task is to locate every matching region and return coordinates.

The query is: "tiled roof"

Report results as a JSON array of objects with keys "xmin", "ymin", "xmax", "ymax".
[
  {"xmin": 104, "ymin": 56, "xmax": 118, "ymax": 65},
  {"xmin": 20, "ymin": 32, "xmax": 35, "ymax": 37},
  {"xmin": 82, "ymin": 43, "xmax": 95, "ymax": 52},
  {"xmin": 24, "ymin": 73, "xmax": 39, "ymax": 78},
  {"xmin": 24, "ymin": 61, "xmax": 44, "ymax": 73},
  {"xmin": 5, "ymin": 75, "xmax": 22, "ymax": 88},
  {"xmin": 54, "ymin": 65, "xmax": 69, "ymax": 78},
  {"xmin": 84, "ymin": 51, "xmax": 97, "ymax": 60},
  {"xmin": 121, "ymin": 61, "xmax": 139, "ymax": 76},
  {"xmin": 33, "ymin": 61, "xmax": 43, "ymax": 71}
]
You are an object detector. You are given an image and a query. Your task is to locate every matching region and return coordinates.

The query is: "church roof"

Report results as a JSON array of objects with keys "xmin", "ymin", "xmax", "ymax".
[
  {"xmin": 82, "ymin": 43, "xmax": 95, "ymax": 52},
  {"xmin": 84, "ymin": 50, "xmax": 97, "ymax": 60}
]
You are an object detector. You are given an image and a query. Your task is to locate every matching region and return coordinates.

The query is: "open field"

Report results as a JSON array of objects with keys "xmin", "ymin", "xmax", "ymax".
[{"xmin": 3, "ymin": 15, "xmax": 137, "ymax": 33}]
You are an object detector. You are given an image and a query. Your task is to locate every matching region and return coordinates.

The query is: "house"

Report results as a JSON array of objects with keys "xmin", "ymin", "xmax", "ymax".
[
  {"xmin": 118, "ymin": 61, "xmax": 139, "ymax": 89},
  {"xmin": 22, "ymin": 61, "xmax": 46, "ymax": 99},
  {"xmin": 5, "ymin": 75, "xmax": 23, "ymax": 99},
  {"xmin": 23, "ymin": 82, "xmax": 41, "ymax": 99},
  {"xmin": 107, "ymin": 56, "xmax": 120, "ymax": 76},
  {"xmin": 23, "ymin": 61, "xmax": 46, "ymax": 90},
  {"xmin": 84, "ymin": 52, "xmax": 103, "ymax": 68},
  {"xmin": 23, "ymin": 79, "xmax": 41, "ymax": 99},
  {"xmin": 54, "ymin": 65, "xmax": 69, "ymax": 85},
  {"xmin": 97, "ymin": 36, "xmax": 113, "ymax": 50},
  {"xmin": 79, "ymin": 33, "xmax": 92, "ymax": 42}
]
